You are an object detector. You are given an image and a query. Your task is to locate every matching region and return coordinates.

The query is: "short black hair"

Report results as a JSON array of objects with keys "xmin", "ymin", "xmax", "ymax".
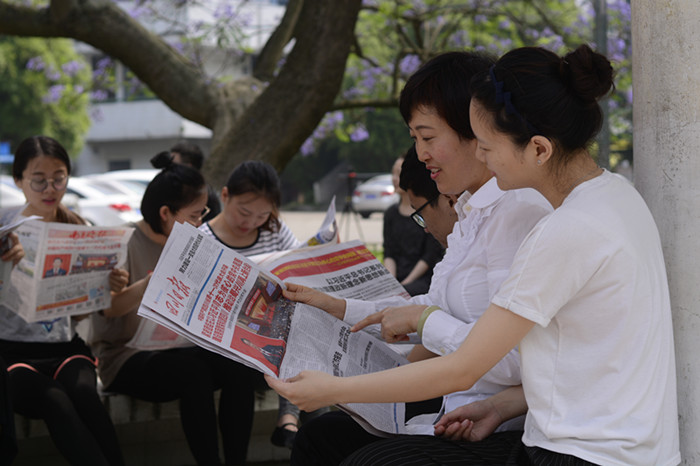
[
  {"xmin": 170, "ymin": 141, "xmax": 205, "ymax": 171},
  {"xmin": 398, "ymin": 145, "xmax": 439, "ymax": 206},
  {"xmin": 399, "ymin": 51, "xmax": 495, "ymax": 140},
  {"xmin": 224, "ymin": 160, "xmax": 282, "ymax": 232}
]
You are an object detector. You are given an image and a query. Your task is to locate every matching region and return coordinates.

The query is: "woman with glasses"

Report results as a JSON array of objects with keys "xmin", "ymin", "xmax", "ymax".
[
  {"xmin": 0, "ymin": 135, "xmax": 125, "ymax": 465},
  {"xmin": 276, "ymin": 51, "xmax": 552, "ymax": 466},
  {"xmin": 198, "ymin": 160, "xmax": 325, "ymax": 452},
  {"xmin": 90, "ymin": 152, "xmax": 253, "ymax": 466},
  {"xmin": 382, "ymin": 149, "xmax": 443, "ymax": 296}
]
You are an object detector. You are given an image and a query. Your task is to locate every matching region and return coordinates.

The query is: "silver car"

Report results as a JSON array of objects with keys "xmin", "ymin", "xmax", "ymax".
[{"xmin": 351, "ymin": 174, "xmax": 399, "ymax": 218}]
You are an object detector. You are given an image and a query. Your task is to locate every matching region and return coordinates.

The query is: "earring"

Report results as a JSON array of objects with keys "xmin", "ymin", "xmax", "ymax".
[{"xmin": 537, "ymin": 160, "xmax": 542, "ymax": 165}]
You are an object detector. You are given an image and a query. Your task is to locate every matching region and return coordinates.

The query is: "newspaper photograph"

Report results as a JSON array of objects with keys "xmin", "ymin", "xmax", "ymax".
[
  {"xmin": 1, "ymin": 219, "xmax": 133, "ymax": 322},
  {"xmin": 138, "ymin": 221, "xmax": 420, "ymax": 435}
]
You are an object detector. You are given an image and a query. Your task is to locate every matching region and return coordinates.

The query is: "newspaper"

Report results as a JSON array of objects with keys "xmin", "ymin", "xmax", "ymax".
[
  {"xmin": 126, "ymin": 198, "xmax": 340, "ymax": 350},
  {"xmin": 0, "ymin": 219, "xmax": 133, "ymax": 322},
  {"xmin": 137, "ymin": 221, "xmax": 427, "ymax": 435}
]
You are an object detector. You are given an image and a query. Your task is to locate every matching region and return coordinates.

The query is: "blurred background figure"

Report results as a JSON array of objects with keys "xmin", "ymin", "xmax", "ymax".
[
  {"xmin": 169, "ymin": 141, "xmax": 220, "ymax": 223},
  {"xmin": 382, "ymin": 146, "xmax": 444, "ymax": 296}
]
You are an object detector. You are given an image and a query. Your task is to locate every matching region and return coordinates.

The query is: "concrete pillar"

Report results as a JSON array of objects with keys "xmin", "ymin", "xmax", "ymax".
[{"xmin": 632, "ymin": 2, "xmax": 700, "ymax": 464}]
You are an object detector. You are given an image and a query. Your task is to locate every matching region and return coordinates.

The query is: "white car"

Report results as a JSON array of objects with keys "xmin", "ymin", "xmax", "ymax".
[
  {"xmin": 351, "ymin": 174, "xmax": 399, "ymax": 218},
  {"xmin": 65, "ymin": 177, "xmax": 142, "ymax": 226},
  {"xmin": 85, "ymin": 169, "xmax": 160, "ymax": 198},
  {"xmin": 0, "ymin": 175, "xmax": 26, "ymax": 209}
]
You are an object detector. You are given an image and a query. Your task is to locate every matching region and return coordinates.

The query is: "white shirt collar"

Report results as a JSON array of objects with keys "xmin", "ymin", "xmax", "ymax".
[{"xmin": 454, "ymin": 177, "xmax": 505, "ymax": 217}]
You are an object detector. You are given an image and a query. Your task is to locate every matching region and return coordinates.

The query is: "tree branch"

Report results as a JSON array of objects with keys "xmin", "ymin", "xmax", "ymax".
[
  {"xmin": 0, "ymin": 0, "xmax": 218, "ymax": 129},
  {"xmin": 253, "ymin": 0, "xmax": 304, "ymax": 82}
]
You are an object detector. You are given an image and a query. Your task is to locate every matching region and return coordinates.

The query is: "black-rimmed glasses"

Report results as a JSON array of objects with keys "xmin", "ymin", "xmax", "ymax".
[
  {"xmin": 29, "ymin": 176, "xmax": 69, "ymax": 193},
  {"xmin": 198, "ymin": 205, "xmax": 211, "ymax": 222},
  {"xmin": 410, "ymin": 196, "xmax": 438, "ymax": 228}
]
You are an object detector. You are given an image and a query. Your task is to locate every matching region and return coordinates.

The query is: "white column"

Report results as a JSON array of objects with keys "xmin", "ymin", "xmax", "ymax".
[{"xmin": 632, "ymin": 2, "xmax": 700, "ymax": 463}]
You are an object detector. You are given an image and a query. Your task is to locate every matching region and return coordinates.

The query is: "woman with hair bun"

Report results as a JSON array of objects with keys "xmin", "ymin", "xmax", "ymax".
[
  {"xmin": 90, "ymin": 152, "xmax": 255, "ymax": 466},
  {"xmin": 268, "ymin": 45, "xmax": 681, "ymax": 466}
]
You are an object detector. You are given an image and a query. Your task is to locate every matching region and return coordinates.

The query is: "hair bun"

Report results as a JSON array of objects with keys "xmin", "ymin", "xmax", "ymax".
[
  {"xmin": 562, "ymin": 44, "xmax": 615, "ymax": 102},
  {"xmin": 150, "ymin": 151, "xmax": 174, "ymax": 170}
]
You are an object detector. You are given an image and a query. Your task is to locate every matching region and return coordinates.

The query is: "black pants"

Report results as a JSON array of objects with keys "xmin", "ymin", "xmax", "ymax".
[
  {"xmin": 108, "ymin": 347, "xmax": 264, "ymax": 466},
  {"xmin": 9, "ymin": 357, "xmax": 123, "ymax": 466},
  {"xmin": 293, "ymin": 410, "xmax": 598, "ymax": 466}
]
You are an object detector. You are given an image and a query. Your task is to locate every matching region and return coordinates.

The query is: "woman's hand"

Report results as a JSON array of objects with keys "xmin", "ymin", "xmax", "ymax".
[
  {"xmin": 1, "ymin": 233, "xmax": 25, "ymax": 266},
  {"xmin": 433, "ymin": 398, "xmax": 502, "ymax": 442},
  {"xmin": 109, "ymin": 267, "xmax": 130, "ymax": 293},
  {"xmin": 351, "ymin": 304, "xmax": 426, "ymax": 343},
  {"xmin": 282, "ymin": 283, "xmax": 346, "ymax": 319},
  {"xmin": 265, "ymin": 371, "xmax": 337, "ymax": 412},
  {"xmin": 434, "ymin": 384, "xmax": 527, "ymax": 442}
]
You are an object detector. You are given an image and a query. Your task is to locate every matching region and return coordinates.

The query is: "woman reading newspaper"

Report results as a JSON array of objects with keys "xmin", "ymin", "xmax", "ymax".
[
  {"xmin": 269, "ymin": 46, "xmax": 680, "ymax": 466},
  {"xmin": 0, "ymin": 136, "xmax": 125, "ymax": 465},
  {"xmin": 268, "ymin": 51, "xmax": 552, "ymax": 465},
  {"xmin": 199, "ymin": 160, "xmax": 328, "ymax": 449},
  {"xmin": 90, "ymin": 153, "xmax": 258, "ymax": 466}
]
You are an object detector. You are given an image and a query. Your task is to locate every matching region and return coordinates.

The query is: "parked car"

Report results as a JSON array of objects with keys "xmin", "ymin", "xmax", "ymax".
[
  {"xmin": 0, "ymin": 175, "xmax": 26, "ymax": 210},
  {"xmin": 65, "ymin": 176, "xmax": 142, "ymax": 226},
  {"xmin": 85, "ymin": 169, "xmax": 159, "ymax": 198},
  {"xmin": 351, "ymin": 174, "xmax": 399, "ymax": 218}
]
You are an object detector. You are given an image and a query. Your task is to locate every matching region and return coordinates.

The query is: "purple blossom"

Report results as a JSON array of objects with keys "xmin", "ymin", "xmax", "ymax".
[
  {"xmin": 625, "ymin": 88, "xmax": 633, "ymax": 105},
  {"xmin": 300, "ymin": 138, "xmax": 315, "ymax": 156},
  {"xmin": 214, "ymin": 4, "xmax": 236, "ymax": 20},
  {"xmin": 62, "ymin": 60, "xmax": 84, "ymax": 77},
  {"xmin": 74, "ymin": 85, "xmax": 84, "ymax": 94},
  {"xmin": 474, "ymin": 14, "xmax": 487, "ymax": 24},
  {"xmin": 350, "ymin": 126, "xmax": 369, "ymax": 142},
  {"xmin": 498, "ymin": 19, "xmax": 511, "ymax": 29},
  {"xmin": 43, "ymin": 85, "xmax": 65, "ymax": 103},
  {"xmin": 26, "ymin": 56, "xmax": 45, "ymax": 71},
  {"xmin": 90, "ymin": 89, "xmax": 110, "ymax": 101},
  {"xmin": 46, "ymin": 68, "xmax": 61, "ymax": 81},
  {"xmin": 399, "ymin": 55, "xmax": 421, "ymax": 77}
]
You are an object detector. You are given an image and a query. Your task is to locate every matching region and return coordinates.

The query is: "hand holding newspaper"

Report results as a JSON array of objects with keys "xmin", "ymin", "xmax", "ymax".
[{"xmin": 137, "ymin": 221, "xmax": 439, "ymax": 436}]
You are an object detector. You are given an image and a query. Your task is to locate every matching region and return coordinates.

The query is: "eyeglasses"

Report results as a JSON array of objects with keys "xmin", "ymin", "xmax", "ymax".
[
  {"xmin": 198, "ymin": 205, "xmax": 211, "ymax": 222},
  {"xmin": 29, "ymin": 176, "xmax": 69, "ymax": 193},
  {"xmin": 410, "ymin": 196, "xmax": 438, "ymax": 228}
]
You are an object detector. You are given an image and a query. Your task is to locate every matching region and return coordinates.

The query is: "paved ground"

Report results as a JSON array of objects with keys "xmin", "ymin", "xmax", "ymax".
[{"xmin": 280, "ymin": 209, "xmax": 384, "ymax": 247}]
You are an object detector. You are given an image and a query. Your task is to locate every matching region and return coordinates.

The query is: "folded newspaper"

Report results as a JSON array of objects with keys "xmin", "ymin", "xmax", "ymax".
[
  {"xmin": 137, "ymin": 221, "xmax": 438, "ymax": 436},
  {"xmin": 0, "ymin": 218, "xmax": 133, "ymax": 322},
  {"xmin": 127, "ymin": 197, "xmax": 341, "ymax": 350}
]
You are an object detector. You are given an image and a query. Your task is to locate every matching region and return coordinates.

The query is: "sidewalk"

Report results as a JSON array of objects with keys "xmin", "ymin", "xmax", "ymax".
[{"xmin": 279, "ymin": 209, "xmax": 384, "ymax": 248}]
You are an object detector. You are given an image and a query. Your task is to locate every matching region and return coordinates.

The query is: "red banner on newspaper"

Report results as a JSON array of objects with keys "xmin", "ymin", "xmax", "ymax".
[{"xmin": 269, "ymin": 245, "xmax": 376, "ymax": 281}]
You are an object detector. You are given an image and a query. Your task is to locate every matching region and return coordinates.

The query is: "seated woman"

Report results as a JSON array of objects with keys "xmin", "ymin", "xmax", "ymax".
[
  {"xmin": 90, "ymin": 153, "xmax": 259, "ymax": 466},
  {"xmin": 200, "ymin": 160, "xmax": 328, "ymax": 449},
  {"xmin": 270, "ymin": 45, "xmax": 680, "ymax": 466},
  {"xmin": 0, "ymin": 136, "xmax": 125, "ymax": 466},
  {"xmin": 281, "ymin": 52, "xmax": 552, "ymax": 465}
]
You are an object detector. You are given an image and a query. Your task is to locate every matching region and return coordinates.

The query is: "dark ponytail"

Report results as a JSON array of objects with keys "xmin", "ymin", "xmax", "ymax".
[{"xmin": 141, "ymin": 151, "xmax": 205, "ymax": 234}]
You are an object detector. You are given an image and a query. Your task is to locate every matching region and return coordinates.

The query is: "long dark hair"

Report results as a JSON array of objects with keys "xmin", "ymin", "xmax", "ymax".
[{"xmin": 141, "ymin": 151, "xmax": 206, "ymax": 234}]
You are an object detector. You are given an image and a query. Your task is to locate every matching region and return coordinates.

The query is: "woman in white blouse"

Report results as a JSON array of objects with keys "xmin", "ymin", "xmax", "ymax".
[{"xmin": 282, "ymin": 51, "xmax": 551, "ymax": 466}]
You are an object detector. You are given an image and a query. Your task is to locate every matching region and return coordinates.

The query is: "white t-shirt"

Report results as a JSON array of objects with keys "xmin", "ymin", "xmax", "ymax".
[
  {"xmin": 493, "ymin": 171, "xmax": 680, "ymax": 465},
  {"xmin": 345, "ymin": 178, "xmax": 552, "ymax": 416}
]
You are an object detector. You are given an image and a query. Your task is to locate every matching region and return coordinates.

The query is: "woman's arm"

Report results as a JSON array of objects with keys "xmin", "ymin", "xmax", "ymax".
[
  {"xmin": 400, "ymin": 259, "xmax": 430, "ymax": 285},
  {"xmin": 282, "ymin": 283, "xmax": 347, "ymax": 319},
  {"xmin": 266, "ymin": 303, "xmax": 534, "ymax": 411}
]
